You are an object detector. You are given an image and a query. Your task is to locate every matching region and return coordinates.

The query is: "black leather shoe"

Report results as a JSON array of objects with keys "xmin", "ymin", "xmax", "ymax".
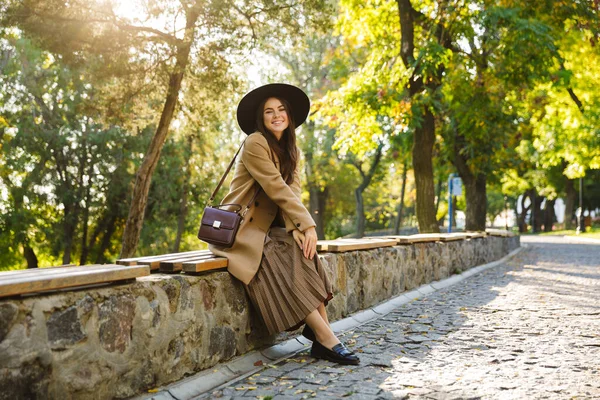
[
  {"xmin": 302, "ymin": 325, "xmax": 316, "ymax": 342},
  {"xmin": 310, "ymin": 340, "xmax": 360, "ymax": 365}
]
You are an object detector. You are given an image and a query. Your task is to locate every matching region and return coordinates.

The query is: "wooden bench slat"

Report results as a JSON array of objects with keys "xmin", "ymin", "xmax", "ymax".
[
  {"xmin": 439, "ymin": 233, "xmax": 469, "ymax": 242},
  {"xmin": 182, "ymin": 257, "xmax": 228, "ymax": 273},
  {"xmin": 137, "ymin": 254, "xmax": 218, "ymax": 271},
  {"xmin": 0, "ymin": 264, "xmax": 149, "ymax": 298},
  {"xmin": 317, "ymin": 238, "xmax": 396, "ymax": 252},
  {"xmin": 0, "ymin": 264, "xmax": 128, "ymax": 281},
  {"xmin": 383, "ymin": 234, "xmax": 442, "ymax": 244},
  {"xmin": 464, "ymin": 231, "xmax": 486, "ymax": 238},
  {"xmin": 381, "ymin": 235, "xmax": 414, "ymax": 244},
  {"xmin": 117, "ymin": 250, "xmax": 210, "ymax": 265},
  {"xmin": 159, "ymin": 254, "xmax": 223, "ymax": 273},
  {"xmin": 486, "ymin": 229, "xmax": 514, "ymax": 237}
]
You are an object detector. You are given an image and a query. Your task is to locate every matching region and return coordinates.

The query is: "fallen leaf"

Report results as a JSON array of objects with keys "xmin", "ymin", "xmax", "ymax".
[
  {"xmin": 147, "ymin": 389, "xmax": 159, "ymax": 393},
  {"xmin": 254, "ymin": 360, "xmax": 264, "ymax": 367}
]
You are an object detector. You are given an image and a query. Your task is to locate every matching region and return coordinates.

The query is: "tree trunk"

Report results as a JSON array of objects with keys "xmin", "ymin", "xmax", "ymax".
[
  {"xmin": 517, "ymin": 190, "xmax": 532, "ymax": 233},
  {"xmin": 308, "ymin": 185, "xmax": 327, "ymax": 240},
  {"xmin": 62, "ymin": 203, "xmax": 79, "ymax": 265},
  {"xmin": 351, "ymin": 144, "xmax": 383, "ymax": 238},
  {"xmin": 452, "ymin": 196, "xmax": 457, "ymax": 228},
  {"xmin": 173, "ymin": 137, "xmax": 193, "ymax": 253},
  {"xmin": 564, "ymin": 176, "xmax": 576, "ymax": 229},
  {"xmin": 453, "ymin": 130, "xmax": 487, "ymax": 231},
  {"xmin": 544, "ymin": 198, "xmax": 556, "ymax": 232},
  {"xmin": 464, "ymin": 174, "xmax": 487, "ymax": 231},
  {"xmin": 305, "ymin": 145, "xmax": 327, "ymax": 240},
  {"xmin": 79, "ymin": 164, "xmax": 94, "ymax": 265},
  {"xmin": 79, "ymin": 200, "xmax": 90, "ymax": 265},
  {"xmin": 412, "ymin": 109, "xmax": 439, "ymax": 232},
  {"xmin": 120, "ymin": 8, "xmax": 200, "ymax": 258},
  {"xmin": 531, "ymin": 194, "xmax": 544, "ymax": 233},
  {"xmin": 96, "ymin": 214, "xmax": 118, "ymax": 264},
  {"xmin": 394, "ymin": 159, "xmax": 408, "ymax": 234},
  {"xmin": 24, "ymin": 245, "xmax": 38, "ymax": 269},
  {"xmin": 435, "ymin": 174, "xmax": 443, "ymax": 215},
  {"xmin": 397, "ymin": 0, "xmax": 439, "ymax": 233},
  {"xmin": 355, "ymin": 188, "xmax": 366, "ymax": 238}
]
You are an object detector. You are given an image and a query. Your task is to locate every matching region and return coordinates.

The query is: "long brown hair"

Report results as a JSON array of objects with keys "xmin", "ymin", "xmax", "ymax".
[{"xmin": 255, "ymin": 97, "xmax": 298, "ymax": 185}]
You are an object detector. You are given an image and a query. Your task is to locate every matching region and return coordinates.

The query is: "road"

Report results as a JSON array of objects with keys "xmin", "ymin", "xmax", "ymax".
[{"xmin": 204, "ymin": 236, "xmax": 600, "ymax": 400}]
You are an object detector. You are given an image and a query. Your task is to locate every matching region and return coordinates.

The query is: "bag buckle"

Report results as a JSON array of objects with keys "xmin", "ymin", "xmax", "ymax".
[
  {"xmin": 240, "ymin": 207, "xmax": 250, "ymax": 218},
  {"xmin": 212, "ymin": 221, "xmax": 222, "ymax": 229}
]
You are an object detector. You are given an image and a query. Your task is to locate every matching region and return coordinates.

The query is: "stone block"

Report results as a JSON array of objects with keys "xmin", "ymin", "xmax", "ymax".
[
  {"xmin": 0, "ymin": 357, "xmax": 51, "ymax": 400},
  {"xmin": 260, "ymin": 339, "xmax": 305, "ymax": 360},
  {"xmin": 98, "ymin": 294, "xmax": 136, "ymax": 354},
  {"xmin": 209, "ymin": 326, "xmax": 236, "ymax": 360},
  {"xmin": 388, "ymin": 294, "xmax": 412, "ymax": 308},
  {"xmin": 0, "ymin": 303, "xmax": 19, "ymax": 343},
  {"xmin": 331, "ymin": 317, "xmax": 360, "ymax": 334},
  {"xmin": 225, "ymin": 351, "xmax": 269, "ymax": 375},
  {"xmin": 46, "ymin": 306, "xmax": 86, "ymax": 349},
  {"xmin": 167, "ymin": 367, "xmax": 236, "ymax": 399},
  {"xmin": 372, "ymin": 301, "xmax": 398, "ymax": 316},
  {"xmin": 351, "ymin": 309, "xmax": 378, "ymax": 323}
]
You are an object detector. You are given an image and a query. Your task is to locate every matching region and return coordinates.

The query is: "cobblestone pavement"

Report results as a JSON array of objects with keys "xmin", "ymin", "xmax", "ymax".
[{"xmin": 203, "ymin": 236, "xmax": 600, "ymax": 400}]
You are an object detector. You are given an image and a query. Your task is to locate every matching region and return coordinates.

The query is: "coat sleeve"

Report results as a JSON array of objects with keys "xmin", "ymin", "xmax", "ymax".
[{"xmin": 242, "ymin": 134, "xmax": 316, "ymax": 232}]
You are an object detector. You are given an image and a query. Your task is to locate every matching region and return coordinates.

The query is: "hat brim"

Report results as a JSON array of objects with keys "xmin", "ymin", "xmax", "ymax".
[{"xmin": 236, "ymin": 83, "xmax": 310, "ymax": 135}]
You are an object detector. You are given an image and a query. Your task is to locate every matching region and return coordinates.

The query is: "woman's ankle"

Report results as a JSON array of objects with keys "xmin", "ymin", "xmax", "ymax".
[{"xmin": 315, "ymin": 332, "xmax": 340, "ymax": 349}]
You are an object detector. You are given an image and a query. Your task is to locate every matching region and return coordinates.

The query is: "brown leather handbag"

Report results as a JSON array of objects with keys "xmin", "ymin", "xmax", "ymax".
[{"xmin": 197, "ymin": 138, "xmax": 260, "ymax": 248}]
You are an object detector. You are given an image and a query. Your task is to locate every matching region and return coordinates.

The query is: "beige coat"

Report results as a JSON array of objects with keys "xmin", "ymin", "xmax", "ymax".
[{"xmin": 208, "ymin": 132, "xmax": 316, "ymax": 285}]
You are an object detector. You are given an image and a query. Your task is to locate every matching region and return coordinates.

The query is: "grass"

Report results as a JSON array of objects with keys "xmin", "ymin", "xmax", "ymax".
[{"xmin": 537, "ymin": 226, "xmax": 600, "ymax": 240}]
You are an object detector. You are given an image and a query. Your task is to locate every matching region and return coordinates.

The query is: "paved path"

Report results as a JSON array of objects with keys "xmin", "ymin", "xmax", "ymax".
[{"xmin": 203, "ymin": 236, "xmax": 600, "ymax": 400}]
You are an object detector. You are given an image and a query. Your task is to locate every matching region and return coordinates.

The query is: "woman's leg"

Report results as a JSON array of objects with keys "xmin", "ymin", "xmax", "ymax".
[
  {"xmin": 317, "ymin": 302, "xmax": 330, "ymax": 326},
  {"xmin": 305, "ymin": 309, "xmax": 339, "ymax": 349}
]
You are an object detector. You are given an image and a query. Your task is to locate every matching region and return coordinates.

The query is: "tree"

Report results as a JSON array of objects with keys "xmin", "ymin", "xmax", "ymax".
[
  {"xmin": 348, "ymin": 143, "xmax": 384, "ymax": 237},
  {"xmin": 0, "ymin": 31, "xmax": 144, "ymax": 268},
  {"xmin": 6, "ymin": 0, "xmax": 334, "ymax": 257}
]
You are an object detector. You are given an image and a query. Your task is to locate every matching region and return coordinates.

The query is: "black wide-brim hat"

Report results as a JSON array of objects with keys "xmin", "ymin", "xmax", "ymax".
[{"xmin": 236, "ymin": 83, "xmax": 310, "ymax": 135}]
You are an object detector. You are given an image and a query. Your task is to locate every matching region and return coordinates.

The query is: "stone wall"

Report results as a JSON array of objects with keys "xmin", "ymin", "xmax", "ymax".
[{"xmin": 0, "ymin": 236, "xmax": 519, "ymax": 400}]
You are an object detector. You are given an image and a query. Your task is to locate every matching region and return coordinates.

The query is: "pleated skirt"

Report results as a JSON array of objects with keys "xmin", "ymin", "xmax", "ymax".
[{"xmin": 245, "ymin": 227, "xmax": 333, "ymax": 335}]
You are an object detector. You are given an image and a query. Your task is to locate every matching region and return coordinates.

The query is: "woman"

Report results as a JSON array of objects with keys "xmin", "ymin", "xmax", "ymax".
[{"xmin": 208, "ymin": 83, "xmax": 359, "ymax": 365}]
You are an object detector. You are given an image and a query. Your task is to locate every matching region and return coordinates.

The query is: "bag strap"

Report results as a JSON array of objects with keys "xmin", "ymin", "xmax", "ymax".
[{"xmin": 208, "ymin": 137, "xmax": 261, "ymax": 213}]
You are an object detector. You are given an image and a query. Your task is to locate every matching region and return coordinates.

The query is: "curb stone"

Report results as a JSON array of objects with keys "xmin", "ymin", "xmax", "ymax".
[{"xmin": 138, "ymin": 246, "xmax": 524, "ymax": 400}]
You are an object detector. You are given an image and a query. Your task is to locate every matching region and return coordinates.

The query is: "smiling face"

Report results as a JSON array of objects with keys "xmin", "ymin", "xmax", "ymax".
[{"xmin": 262, "ymin": 97, "xmax": 289, "ymax": 139}]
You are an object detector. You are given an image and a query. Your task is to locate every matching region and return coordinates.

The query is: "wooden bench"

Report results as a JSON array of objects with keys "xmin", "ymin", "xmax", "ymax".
[
  {"xmin": 383, "ymin": 233, "xmax": 442, "ymax": 244},
  {"xmin": 439, "ymin": 233, "xmax": 469, "ymax": 242},
  {"xmin": 114, "ymin": 231, "xmax": 501, "ymax": 274},
  {"xmin": 485, "ymin": 229, "xmax": 515, "ymax": 237},
  {"xmin": 117, "ymin": 250, "xmax": 228, "ymax": 273},
  {"xmin": 464, "ymin": 231, "xmax": 486, "ymax": 239},
  {"xmin": 316, "ymin": 238, "xmax": 397, "ymax": 253},
  {"xmin": 1, "ymin": 230, "xmax": 509, "ymax": 297},
  {"xmin": 0, "ymin": 264, "xmax": 149, "ymax": 298}
]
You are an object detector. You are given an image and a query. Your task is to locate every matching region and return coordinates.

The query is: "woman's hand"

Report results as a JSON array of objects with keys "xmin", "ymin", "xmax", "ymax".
[
  {"xmin": 292, "ymin": 227, "xmax": 317, "ymax": 259},
  {"xmin": 292, "ymin": 229, "xmax": 305, "ymax": 252}
]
